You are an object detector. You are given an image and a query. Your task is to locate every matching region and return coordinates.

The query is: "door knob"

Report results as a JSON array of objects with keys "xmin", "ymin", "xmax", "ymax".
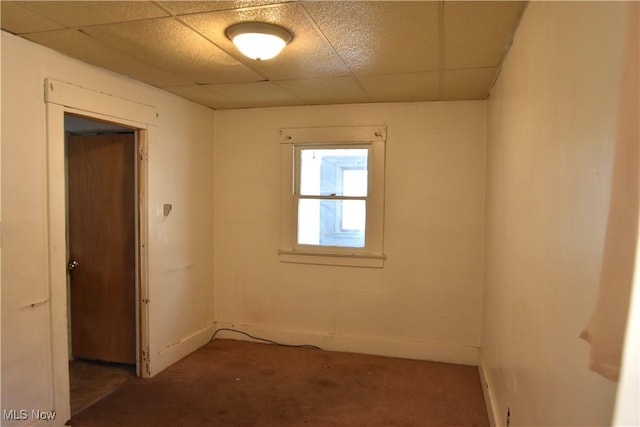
[{"xmin": 67, "ymin": 260, "xmax": 80, "ymax": 272}]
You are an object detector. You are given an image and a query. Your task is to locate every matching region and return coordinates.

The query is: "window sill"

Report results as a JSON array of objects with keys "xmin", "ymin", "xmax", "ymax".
[{"xmin": 278, "ymin": 250, "xmax": 385, "ymax": 268}]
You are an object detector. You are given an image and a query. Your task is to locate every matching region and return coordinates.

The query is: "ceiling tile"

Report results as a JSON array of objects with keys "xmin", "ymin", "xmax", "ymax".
[
  {"xmin": 444, "ymin": 1, "xmax": 525, "ymax": 69},
  {"xmin": 0, "ymin": 1, "xmax": 64, "ymax": 34},
  {"xmin": 163, "ymin": 85, "xmax": 227, "ymax": 109},
  {"xmin": 157, "ymin": 0, "xmax": 291, "ymax": 16},
  {"xmin": 303, "ymin": 1, "xmax": 441, "ymax": 75},
  {"xmin": 198, "ymin": 81, "xmax": 305, "ymax": 109},
  {"xmin": 276, "ymin": 77, "xmax": 370, "ymax": 105},
  {"xmin": 24, "ymin": 29, "xmax": 191, "ymax": 87},
  {"xmin": 358, "ymin": 72, "xmax": 440, "ymax": 103},
  {"xmin": 16, "ymin": 1, "xmax": 169, "ymax": 28},
  {"xmin": 181, "ymin": 3, "xmax": 350, "ymax": 80},
  {"xmin": 82, "ymin": 18, "xmax": 262, "ymax": 84},
  {"xmin": 442, "ymin": 67, "xmax": 498, "ymax": 100}
]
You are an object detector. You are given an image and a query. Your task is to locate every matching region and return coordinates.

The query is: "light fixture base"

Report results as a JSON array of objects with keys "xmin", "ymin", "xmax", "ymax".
[{"xmin": 226, "ymin": 22, "xmax": 292, "ymax": 61}]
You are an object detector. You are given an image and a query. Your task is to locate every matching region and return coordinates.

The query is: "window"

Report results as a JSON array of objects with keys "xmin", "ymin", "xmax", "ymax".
[
  {"xmin": 279, "ymin": 126, "xmax": 386, "ymax": 268},
  {"xmin": 296, "ymin": 147, "xmax": 368, "ymax": 248}
]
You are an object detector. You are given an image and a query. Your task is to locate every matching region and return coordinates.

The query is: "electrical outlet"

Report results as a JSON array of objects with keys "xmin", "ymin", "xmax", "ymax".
[{"xmin": 506, "ymin": 407, "xmax": 511, "ymax": 427}]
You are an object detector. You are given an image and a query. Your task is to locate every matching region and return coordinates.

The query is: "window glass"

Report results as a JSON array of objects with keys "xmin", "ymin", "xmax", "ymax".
[
  {"xmin": 297, "ymin": 147, "xmax": 368, "ymax": 248},
  {"xmin": 299, "ymin": 148, "xmax": 368, "ymax": 196},
  {"xmin": 341, "ymin": 199, "xmax": 366, "ymax": 231},
  {"xmin": 297, "ymin": 199, "xmax": 366, "ymax": 247},
  {"xmin": 342, "ymin": 169, "xmax": 367, "ymax": 196}
]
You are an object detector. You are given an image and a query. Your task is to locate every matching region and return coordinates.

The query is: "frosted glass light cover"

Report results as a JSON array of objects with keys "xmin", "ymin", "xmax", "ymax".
[
  {"xmin": 226, "ymin": 23, "xmax": 291, "ymax": 61},
  {"xmin": 232, "ymin": 33, "xmax": 286, "ymax": 60}
]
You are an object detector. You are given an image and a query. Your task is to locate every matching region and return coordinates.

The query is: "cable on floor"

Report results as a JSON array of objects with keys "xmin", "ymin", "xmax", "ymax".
[{"xmin": 210, "ymin": 327, "xmax": 321, "ymax": 350}]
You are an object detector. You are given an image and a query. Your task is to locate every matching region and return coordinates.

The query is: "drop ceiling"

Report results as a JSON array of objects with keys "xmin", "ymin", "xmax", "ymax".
[{"xmin": 1, "ymin": 1, "xmax": 527, "ymax": 110}]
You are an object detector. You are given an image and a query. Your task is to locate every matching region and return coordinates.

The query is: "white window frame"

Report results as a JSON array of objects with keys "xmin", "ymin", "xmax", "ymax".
[{"xmin": 279, "ymin": 126, "xmax": 386, "ymax": 268}]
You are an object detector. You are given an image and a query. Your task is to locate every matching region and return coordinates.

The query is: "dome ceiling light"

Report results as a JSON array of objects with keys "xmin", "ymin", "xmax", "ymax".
[{"xmin": 226, "ymin": 22, "xmax": 292, "ymax": 61}]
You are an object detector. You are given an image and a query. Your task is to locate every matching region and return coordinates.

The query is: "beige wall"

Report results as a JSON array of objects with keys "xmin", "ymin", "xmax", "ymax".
[
  {"xmin": 213, "ymin": 101, "xmax": 486, "ymax": 363},
  {"xmin": 482, "ymin": 2, "xmax": 628, "ymax": 426},
  {"xmin": 1, "ymin": 31, "xmax": 215, "ymax": 425}
]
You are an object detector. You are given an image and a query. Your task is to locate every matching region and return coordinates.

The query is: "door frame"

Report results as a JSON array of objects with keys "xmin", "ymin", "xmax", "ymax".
[{"xmin": 45, "ymin": 79, "xmax": 157, "ymax": 422}]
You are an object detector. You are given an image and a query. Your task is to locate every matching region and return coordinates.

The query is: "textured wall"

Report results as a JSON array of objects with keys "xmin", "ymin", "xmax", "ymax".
[{"xmin": 482, "ymin": 2, "xmax": 628, "ymax": 426}]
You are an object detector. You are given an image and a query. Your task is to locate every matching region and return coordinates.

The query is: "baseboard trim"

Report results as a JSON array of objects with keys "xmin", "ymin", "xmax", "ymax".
[
  {"xmin": 151, "ymin": 324, "xmax": 215, "ymax": 376},
  {"xmin": 213, "ymin": 321, "xmax": 479, "ymax": 366},
  {"xmin": 478, "ymin": 357, "xmax": 499, "ymax": 427}
]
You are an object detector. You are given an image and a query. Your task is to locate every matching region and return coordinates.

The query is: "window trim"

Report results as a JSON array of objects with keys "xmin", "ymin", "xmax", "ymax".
[{"xmin": 279, "ymin": 126, "xmax": 386, "ymax": 268}]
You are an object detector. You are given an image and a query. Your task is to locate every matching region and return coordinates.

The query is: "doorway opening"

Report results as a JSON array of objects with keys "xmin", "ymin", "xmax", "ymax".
[{"xmin": 64, "ymin": 113, "xmax": 140, "ymax": 414}]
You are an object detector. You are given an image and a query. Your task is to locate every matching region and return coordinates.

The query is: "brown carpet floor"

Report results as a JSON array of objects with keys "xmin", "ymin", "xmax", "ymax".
[{"xmin": 72, "ymin": 339, "xmax": 488, "ymax": 427}]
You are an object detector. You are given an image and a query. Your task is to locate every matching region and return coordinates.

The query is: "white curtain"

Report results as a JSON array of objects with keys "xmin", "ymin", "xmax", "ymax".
[{"xmin": 580, "ymin": 2, "xmax": 639, "ymax": 382}]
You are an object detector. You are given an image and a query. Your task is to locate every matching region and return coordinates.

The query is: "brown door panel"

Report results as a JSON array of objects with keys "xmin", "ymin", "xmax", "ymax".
[{"xmin": 67, "ymin": 133, "xmax": 136, "ymax": 364}]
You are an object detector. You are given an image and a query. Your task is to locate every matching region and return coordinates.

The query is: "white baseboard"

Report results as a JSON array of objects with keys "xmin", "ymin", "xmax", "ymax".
[
  {"xmin": 213, "ymin": 321, "xmax": 479, "ymax": 366},
  {"xmin": 151, "ymin": 324, "xmax": 215, "ymax": 376},
  {"xmin": 479, "ymin": 357, "xmax": 499, "ymax": 427}
]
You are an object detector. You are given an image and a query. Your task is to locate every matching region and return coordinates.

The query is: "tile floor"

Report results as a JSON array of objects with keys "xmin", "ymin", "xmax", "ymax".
[{"xmin": 69, "ymin": 360, "xmax": 136, "ymax": 415}]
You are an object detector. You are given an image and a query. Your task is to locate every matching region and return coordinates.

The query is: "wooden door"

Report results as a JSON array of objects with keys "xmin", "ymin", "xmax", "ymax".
[{"xmin": 67, "ymin": 133, "xmax": 136, "ymax": 364}]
